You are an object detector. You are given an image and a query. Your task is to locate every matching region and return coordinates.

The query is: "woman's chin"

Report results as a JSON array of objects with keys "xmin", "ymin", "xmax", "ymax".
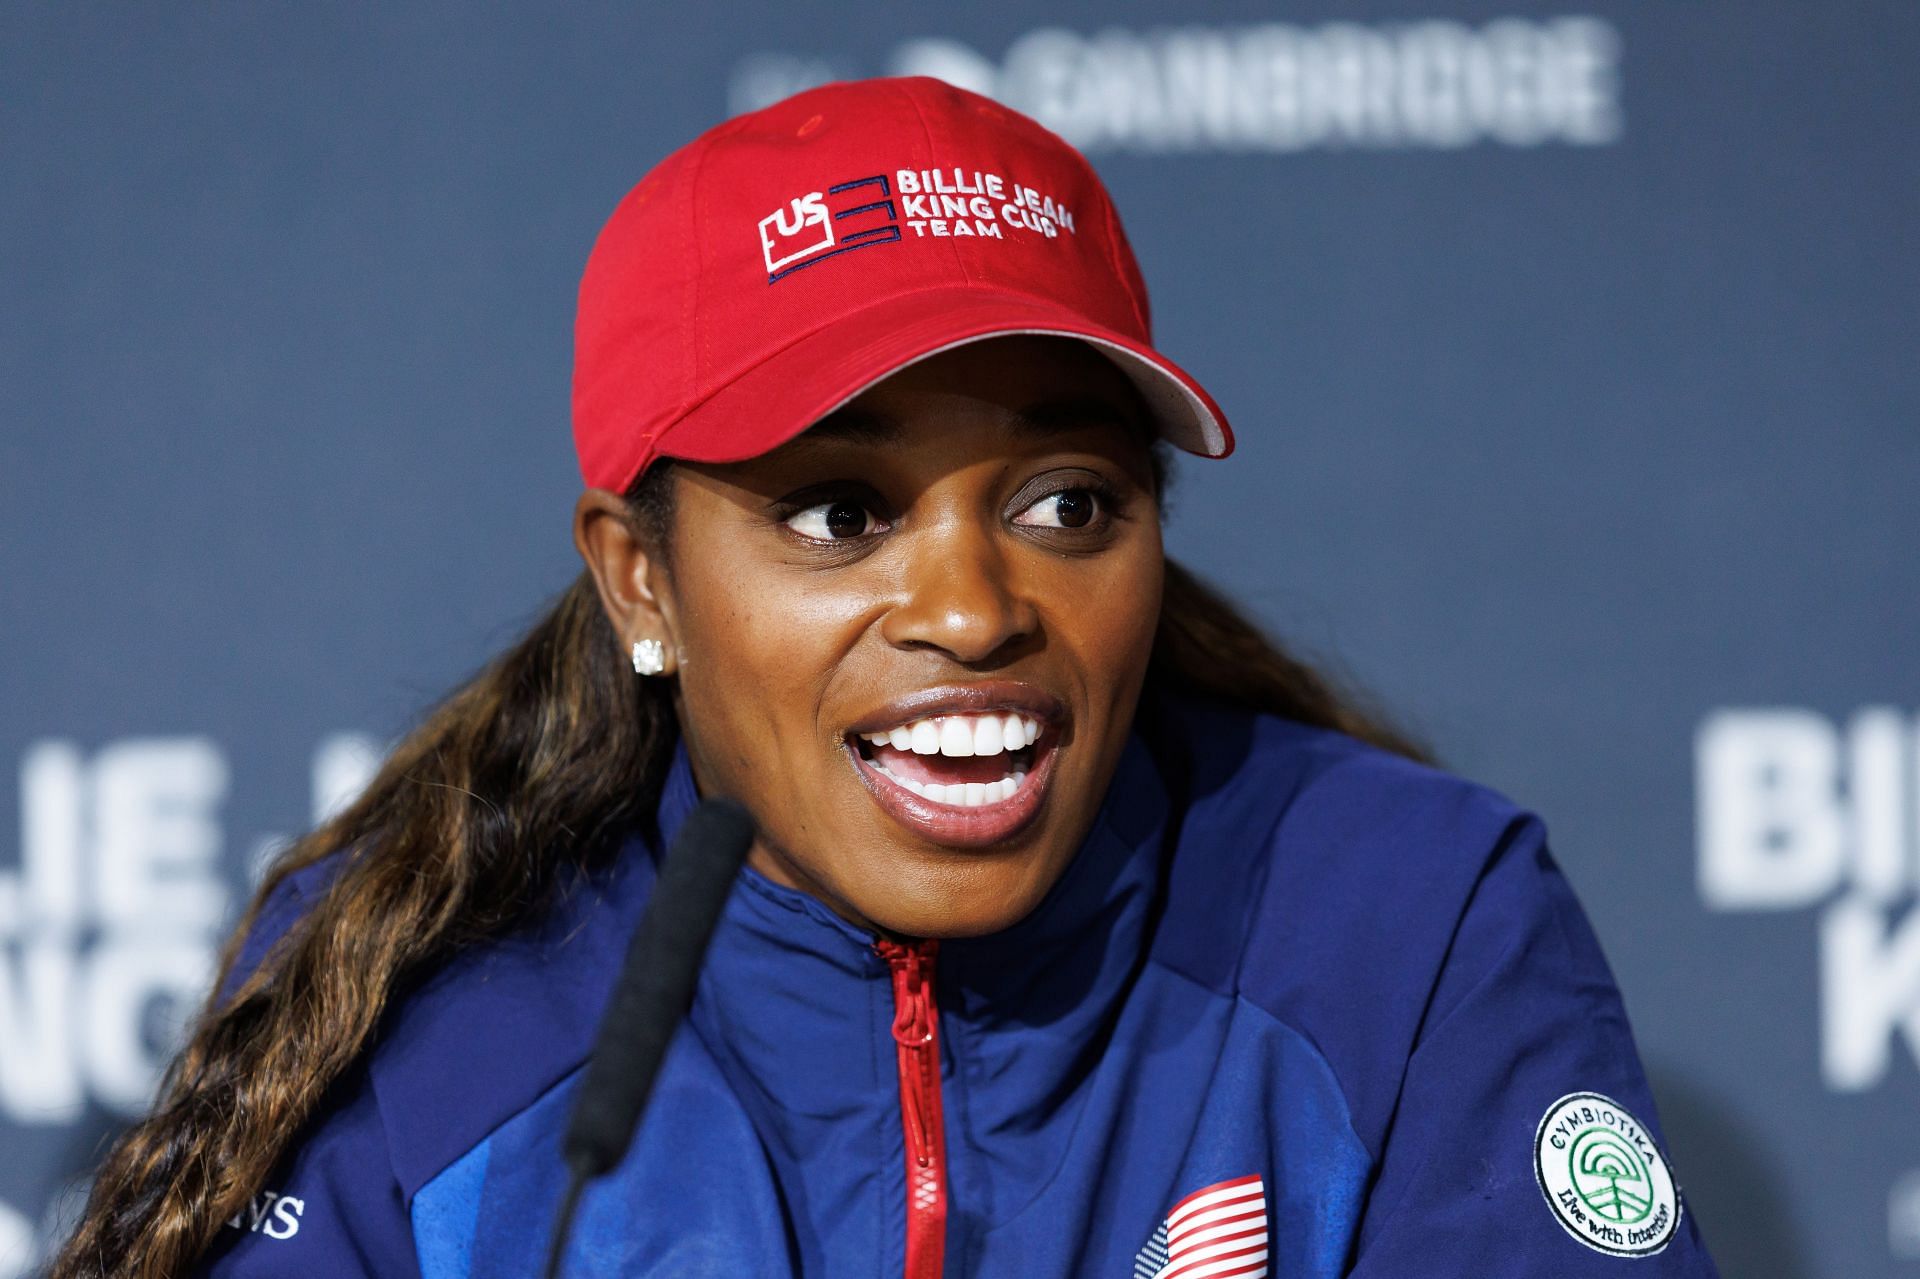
[
  {"xmin": 841, "ymin": 848, "xmax": 1071, "ymax": 941},
  {"xmin": 867, "ymin": 901, "xmax": 1041, "ymax": 942}
]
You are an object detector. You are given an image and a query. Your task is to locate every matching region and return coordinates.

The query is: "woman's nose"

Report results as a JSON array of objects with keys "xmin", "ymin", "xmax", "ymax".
[{"xmin": 879, "ymin": 520, "xmax": 1038, "ymax": 665}]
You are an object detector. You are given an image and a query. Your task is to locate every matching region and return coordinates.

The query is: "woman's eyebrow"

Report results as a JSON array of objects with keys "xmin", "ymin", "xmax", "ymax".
[
  {"xmin": 1014, "ymin": 396, "xmax": 1139, "ymax": 436},
  {"xmin": 803, "ymin": 406, "xmax": 898, "ymax": 446},
  {"xmin": 802, "ymin": 396, "xmax": 1138, "ymax": 448}
]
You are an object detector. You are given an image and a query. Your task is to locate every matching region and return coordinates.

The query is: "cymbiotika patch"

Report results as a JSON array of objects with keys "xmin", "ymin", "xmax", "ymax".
[{"xmin": 1533, "ymin": 1091, "xmax": 1681, "ymax": 1257}]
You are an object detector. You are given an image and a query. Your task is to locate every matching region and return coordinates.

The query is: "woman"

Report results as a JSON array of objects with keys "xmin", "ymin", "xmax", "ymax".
[{"xmin": 55, "ymin": 77, "xmax": 1716, "ymax": 1278}]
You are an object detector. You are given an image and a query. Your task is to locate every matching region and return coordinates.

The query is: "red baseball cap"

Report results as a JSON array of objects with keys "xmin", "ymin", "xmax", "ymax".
[{"xmin": 571, "ymin": 76, "xmax": 1233, "ymax": 493}]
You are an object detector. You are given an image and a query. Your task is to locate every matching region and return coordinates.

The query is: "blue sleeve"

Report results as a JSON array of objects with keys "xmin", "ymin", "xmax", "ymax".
[
  {"xmin": 191, "ymin": 853, "xmax": 420, "ymax": 1276},
  {"xmin": 1346, "ymin": 818, "xmax": 1719, "ymax": 1276}
]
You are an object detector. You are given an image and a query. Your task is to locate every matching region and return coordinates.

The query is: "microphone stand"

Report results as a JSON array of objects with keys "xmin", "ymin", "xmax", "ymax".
[{"xmin": 540, "ymin": 798, "xmax": 754, "ymax": 1279}]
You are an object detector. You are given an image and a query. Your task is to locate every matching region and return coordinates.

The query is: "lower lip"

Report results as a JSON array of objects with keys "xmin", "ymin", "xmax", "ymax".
[{"xmin": 847, "ymin": 734, "xmax": 1060, "ymax": 849}]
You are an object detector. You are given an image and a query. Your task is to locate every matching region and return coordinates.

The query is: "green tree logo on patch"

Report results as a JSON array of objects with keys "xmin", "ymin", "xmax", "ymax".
[{"xmin": 1569, "ymin": 1129, "xmax": 1653, "ymax": 1223}]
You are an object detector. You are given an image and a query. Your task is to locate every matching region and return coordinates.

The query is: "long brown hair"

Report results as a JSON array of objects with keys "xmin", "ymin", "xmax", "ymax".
[{"xmin": 51, "ymin": 459, "xmax": 1426, "ymax": 1279}]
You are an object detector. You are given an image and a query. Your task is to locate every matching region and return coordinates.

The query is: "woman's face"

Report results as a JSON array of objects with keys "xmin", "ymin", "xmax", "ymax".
[{"xmin": 642, "ymin": 336, "xmax": 1163, "ymax": 938}]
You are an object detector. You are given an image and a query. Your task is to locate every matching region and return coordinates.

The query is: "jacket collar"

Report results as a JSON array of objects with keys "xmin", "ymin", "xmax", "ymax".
[
  {"xmin": 658, "ymin": 726, "xmax": 1173, "ymax": 1142},
  {"xmin": 370, "ymin": 712, "xmax": 1176, "ymax": 1200},
  {"xmin": 655, "ymin": 725, "xmax": 1171, "ymax": 1000}
]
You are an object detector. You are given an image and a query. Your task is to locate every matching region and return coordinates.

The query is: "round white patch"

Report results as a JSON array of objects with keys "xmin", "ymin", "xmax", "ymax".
[{"xmin": 1533, "ymin": 1092, "xmax": 1681, "ymax": 1257}]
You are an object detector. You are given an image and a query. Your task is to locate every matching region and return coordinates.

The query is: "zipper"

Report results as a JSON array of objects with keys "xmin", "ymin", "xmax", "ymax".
[{"xmin": 875, "ymin": 938, "xmax": 947, "ymax": 1279}]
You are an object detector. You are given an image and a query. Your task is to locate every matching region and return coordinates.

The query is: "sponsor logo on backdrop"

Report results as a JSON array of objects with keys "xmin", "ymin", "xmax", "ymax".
[
  {"xmin": 1893, "ymin": 1171, "xmax": 1920, "ymax": 1260},
  {"xmin": 0, "ymin": 734, "xmax": 377, "ymax": 1277},
  {"xmin": 731, "ymin": 16, "xmax": 1622, "ymax": 154},
  {"xmin": 0, "ymin": 1202, "xmax": 29, "ymax": 1279},
  {"xmin": 1699, "ymin": 708, "xmax": 1920, "ymax": 1263},
  {"xmin": 1697, "ymin": 708, "xmax": 1920, "ymax": 1094},
  {"xmin": 0, "ymin": 734, "xmax": 379, "ymax": 1124}
]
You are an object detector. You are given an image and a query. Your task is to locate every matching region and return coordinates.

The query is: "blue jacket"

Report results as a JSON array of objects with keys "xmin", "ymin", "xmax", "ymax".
[{"xmin": 199, "ymin": 695, "xmax": 1718, "ymax": 1276}]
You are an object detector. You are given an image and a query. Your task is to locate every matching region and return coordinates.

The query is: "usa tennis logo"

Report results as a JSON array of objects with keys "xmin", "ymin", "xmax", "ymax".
[
  {"xmin": 1132, "ymin": 1174, "xmax": 1269, "ymax": 1278},
  {"xmin": 758, "ymin": 166, "xmax": 1080, "ymax": 283},
  {"xmin": 758, "ymin": 174, "xmax": 902, "ymax": 282}
]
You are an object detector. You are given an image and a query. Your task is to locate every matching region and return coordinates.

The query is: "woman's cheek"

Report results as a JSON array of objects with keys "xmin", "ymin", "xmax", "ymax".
[
  {"xmin": 681, "ymin": 564, "xmax": 859, "ymax": 792},
  {"xmin": 1049, "ymin": 537, "xmax": 1162, "ymax": 676}
]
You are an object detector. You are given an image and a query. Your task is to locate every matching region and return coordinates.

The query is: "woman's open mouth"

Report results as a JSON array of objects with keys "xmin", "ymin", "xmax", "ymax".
[{"xmin": 845, "ymin": 710, "xmax": 1059, "ymax": 848}]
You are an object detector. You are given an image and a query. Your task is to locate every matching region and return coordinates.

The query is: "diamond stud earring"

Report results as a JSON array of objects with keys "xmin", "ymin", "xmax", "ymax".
[{"xmin": 631, "ymin": 638, "xmax": 667, "ymax": 676}]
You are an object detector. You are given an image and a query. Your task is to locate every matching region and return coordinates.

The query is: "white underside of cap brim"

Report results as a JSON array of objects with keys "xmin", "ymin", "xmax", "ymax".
[{"xmin": 813, "ymin": 329, "xmax": 1230, "ymax": 459}]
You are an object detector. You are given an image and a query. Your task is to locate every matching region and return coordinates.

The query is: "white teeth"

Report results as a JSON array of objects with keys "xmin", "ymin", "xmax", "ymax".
[
  {"xmin": 1001, "ymin": 717, "xmax": 1025, "ymax": 753},
  {"xmin": 972, "ymin": 715, "xmax": 1003, "ymax": 757},
  {"xmin": 864, "ymin": 751, "xmax": 1034, "ymax": 810},
  {"xmin": 939, "ymin": 718, "xmax": 975, "ymax": 757},
  {"xmin": 859, "ymin": 713, "xmax": 1044, "ymax": 759}
]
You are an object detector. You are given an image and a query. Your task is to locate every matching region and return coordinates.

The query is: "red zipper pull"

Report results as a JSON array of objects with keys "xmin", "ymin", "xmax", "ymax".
[
  {"xmin": 880, "ymin": 939, "xmax": 938, "ymax": 1165},
  {"xmin": 876, "ymin": 938, "xmax": 947, "ymax": 1279}
]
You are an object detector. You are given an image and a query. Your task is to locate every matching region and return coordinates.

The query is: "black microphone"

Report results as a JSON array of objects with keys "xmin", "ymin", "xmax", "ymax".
[{"xmin": 542, "ymin": 797, "xmax": 756, "ymax": 1279}]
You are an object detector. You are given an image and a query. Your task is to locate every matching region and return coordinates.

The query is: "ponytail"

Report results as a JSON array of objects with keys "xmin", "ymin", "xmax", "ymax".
[{"xmin": 52, "ymin": 559, "xmax": 677, "ymax": 1278}]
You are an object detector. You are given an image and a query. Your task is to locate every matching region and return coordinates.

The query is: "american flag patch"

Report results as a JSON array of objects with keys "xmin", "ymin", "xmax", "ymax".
[{"xmin": 1131, "ymin": 1174, "xmax": 1268, "ymax": 1279}]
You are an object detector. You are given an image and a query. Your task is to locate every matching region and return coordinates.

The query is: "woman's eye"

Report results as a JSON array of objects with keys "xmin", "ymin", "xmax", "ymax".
[
  {"xmin": 1013, "ymin": 487, "xmax": 1101, "ymax": 530},
  {"xmin": 784, "ymin": 499, "xmax": 884, "ymax": 540}
]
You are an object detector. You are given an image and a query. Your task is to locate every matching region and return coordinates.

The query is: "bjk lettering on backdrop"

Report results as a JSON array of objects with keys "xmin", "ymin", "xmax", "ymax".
[
  {"xmin": 1698, "ymin": 708, "xmax": 1920, "ymax": 1092},
  {"xmin": 0, "ymin": 735, "xmax": 378, "ymax": 1127},
  {"xmin": 732, "ymin": 16, "xmax": 1622, "ymax": 153}
]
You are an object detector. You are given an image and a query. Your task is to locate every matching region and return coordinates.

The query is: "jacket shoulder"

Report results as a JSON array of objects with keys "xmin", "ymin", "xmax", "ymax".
[
  {"xmin": 1150, "ymin": 698, "xmax": 1537, "ymax": 976},
  {"xmin": 215, "ymin": 835, "xmax": 658, "ymax": 1205},
  {"xmin": 1149, "ymin": 698, "xmax": 1549, "ymax": 1142},
  {"xmin": 365, "ymin": 840, "xmax": 656, "ymax": 1198}
]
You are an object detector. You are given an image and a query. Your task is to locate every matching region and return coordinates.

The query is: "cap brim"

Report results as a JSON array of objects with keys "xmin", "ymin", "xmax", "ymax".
[{"xmin": 647, "ymin": 287, "xmax": 1232, "ymax": 478}]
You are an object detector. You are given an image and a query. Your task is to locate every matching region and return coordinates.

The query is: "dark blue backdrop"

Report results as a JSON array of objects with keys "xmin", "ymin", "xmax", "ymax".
[{"xmin": 4, "ymin": 3, "xmax": 1916, "ymax": 1275}]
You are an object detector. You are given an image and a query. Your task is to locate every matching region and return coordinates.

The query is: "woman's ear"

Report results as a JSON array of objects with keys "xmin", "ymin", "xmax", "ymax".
[{"xmin": 573, "ymin": 488, "xmax": 682, "ymax": 675}]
